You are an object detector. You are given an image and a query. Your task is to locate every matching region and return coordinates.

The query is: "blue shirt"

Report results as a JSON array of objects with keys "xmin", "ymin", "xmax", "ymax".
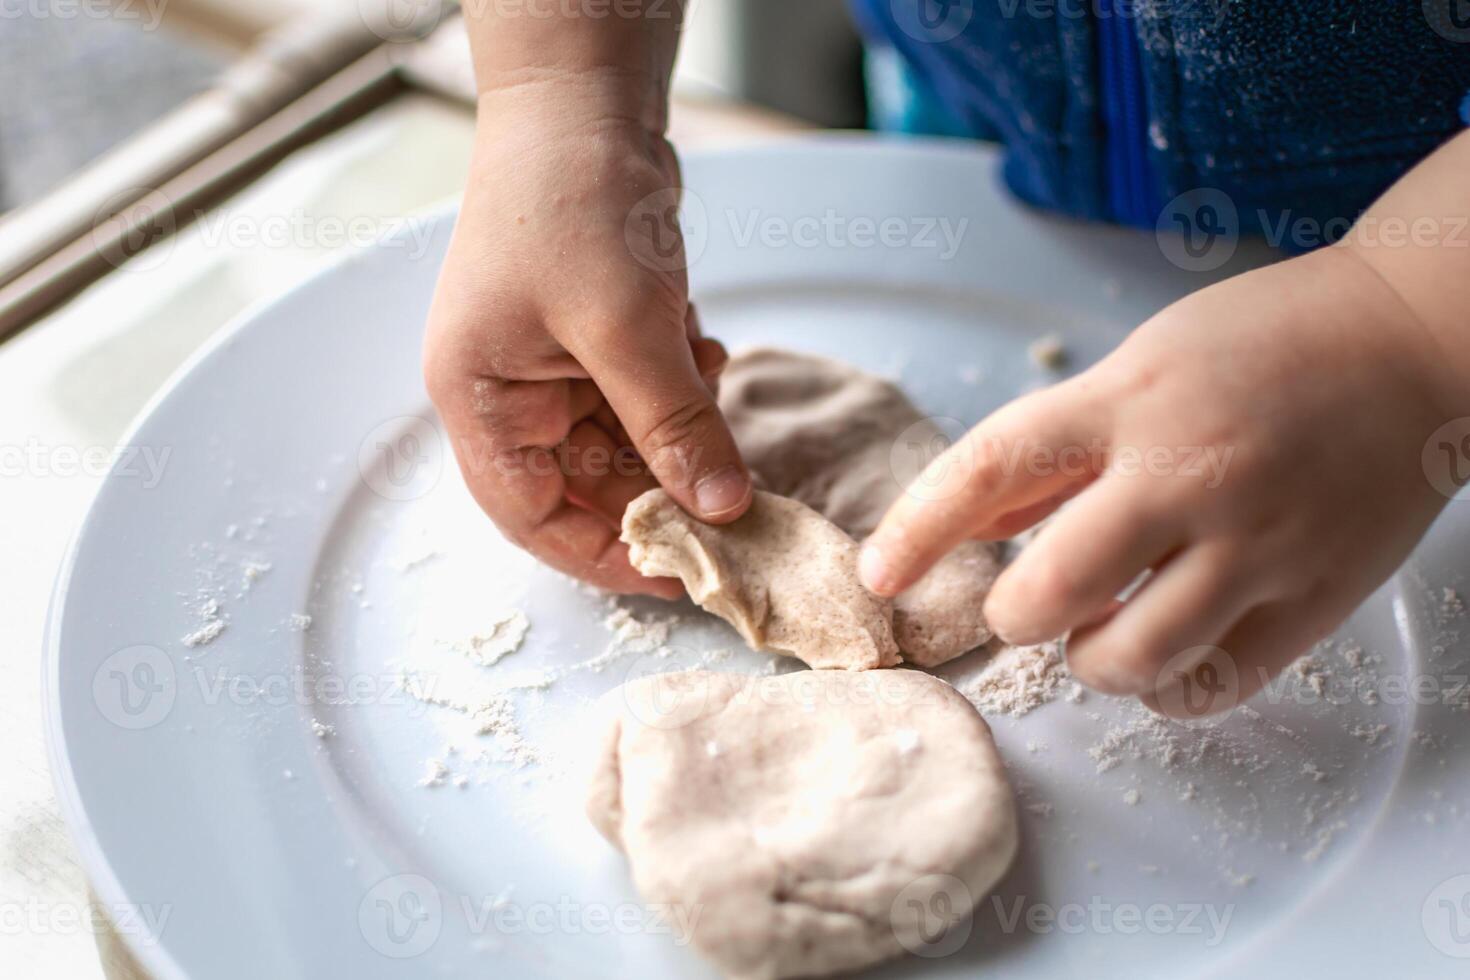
[{"xmin": 852, "ymin": 0, "xmax": 1470, "ymax": 243}]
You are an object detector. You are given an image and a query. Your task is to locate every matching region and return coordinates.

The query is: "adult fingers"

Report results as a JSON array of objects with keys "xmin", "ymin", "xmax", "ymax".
[{"xmin": 859, "ymin": 387, "xmax": 1103, "ymax": 597}]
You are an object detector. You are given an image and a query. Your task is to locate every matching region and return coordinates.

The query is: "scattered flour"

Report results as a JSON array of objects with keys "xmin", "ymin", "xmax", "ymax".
[
  {"xmin": 419, "ymin": 759, "xmax": 451, "ymax": 788},
  {"xmin": 1349, "ymin": 723, "xmax": 1390, "ymax": 746},
  {"xmin": 960, "ymin": 642, "xmax": 1066, "ymax": 717},
  {"xmin": 392, "ymin": 545, "xmax": 442, "ymax": 572},
  {"xmin": 241, "ymin": 560, "xmax": 272, "ymax": 591},
  {"xmin": 443, "ymin": 610, "xmax": 530, "ymax": 667},
  {"xmin": 602, "ymin": 606, "xmax": 676, "ymax": 653},
  {"xmin": 182, "ymin": 598, "xmax": 227, "ymax": 648},
  {"xmin": 1291, "ymin": 655, "xmax": 1328, "ymax": 698},
  {"xmin": 1302, "ymin": 820, "xmax": 1349, "ymax": 862},
  {"xmin": 398, "ymin": 671, "xmax": 541, "ymax": 772},
  {"xmin": 1223, "ymin": 870, "xmax": 1256, "ymax": 889}
]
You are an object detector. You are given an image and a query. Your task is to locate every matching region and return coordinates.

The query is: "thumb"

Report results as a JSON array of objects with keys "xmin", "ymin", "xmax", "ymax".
[{"xmin": 573, "ymin": 311, "xmax": 752, "ymax": 524}]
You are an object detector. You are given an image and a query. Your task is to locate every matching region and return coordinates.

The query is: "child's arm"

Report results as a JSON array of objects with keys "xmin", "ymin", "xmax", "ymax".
[
  {"xmin": 1341, "ymin": 130, "xmax": 1470, "ymax": 399},
  {"xmin": 859, "ymin": 130, "xmax": 1470, "ymax": 711},
  {"xmin": 424, "ymin": 3, "xmax": 752, "ymax": 596}
]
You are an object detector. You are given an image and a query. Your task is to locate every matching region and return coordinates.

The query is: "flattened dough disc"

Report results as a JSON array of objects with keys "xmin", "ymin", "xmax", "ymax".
[{"xmin": 588, "ymin": 668, "xmax": 1019, "ymax": 980}]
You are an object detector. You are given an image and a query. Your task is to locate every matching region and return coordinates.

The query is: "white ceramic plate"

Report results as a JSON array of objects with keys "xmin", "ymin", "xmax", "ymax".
[{"xmin": 47, "ymin": 138, "xmax": 1470, "ymax": 979}]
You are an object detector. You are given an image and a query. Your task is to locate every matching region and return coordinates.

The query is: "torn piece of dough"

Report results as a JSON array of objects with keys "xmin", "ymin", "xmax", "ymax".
[
  {"xmin": 588, "ymin": 668, "xmax": 1018, "ymax": 980},
  {"xmin": 889, "ymin": 541, "xmax": 1003, "ymax": 667},
  {"xmin": 719, "ymin": 348, "xmax": 1002, "ymax": 666},
  {"xmin": 622, "ymin": 489, "xmax": 899, "ymax": 670}
]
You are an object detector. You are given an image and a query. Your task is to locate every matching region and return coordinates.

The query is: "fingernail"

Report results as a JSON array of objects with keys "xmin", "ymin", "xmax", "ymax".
[
  {"xmin": 859, "ymin": 543, "xmax": 896, "ymax": 596},
  {"xmin": 694, "ymin": 466, "xmax": 751, "ymax": 520}
]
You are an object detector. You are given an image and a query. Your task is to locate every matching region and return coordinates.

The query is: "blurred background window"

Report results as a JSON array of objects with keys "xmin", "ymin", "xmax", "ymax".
[
  {"xmin": 0, "ymin": 7, "xmax": 224, "ymax": 210},
  {"xmin": 0, "ymin": 0, "xmax": 869, "ymax": 215}
]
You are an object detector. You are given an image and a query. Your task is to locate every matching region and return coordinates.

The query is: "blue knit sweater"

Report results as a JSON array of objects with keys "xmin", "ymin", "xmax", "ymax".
[{"xmin": 853, "ymin": 0, "xmax": 1470, "ymax": 243}]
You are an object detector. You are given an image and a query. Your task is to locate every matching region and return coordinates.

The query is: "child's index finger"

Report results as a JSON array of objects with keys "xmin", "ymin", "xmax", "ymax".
[{"xmin": 859, "ymin": 388, "xmax": 1102, "ymax": 597}]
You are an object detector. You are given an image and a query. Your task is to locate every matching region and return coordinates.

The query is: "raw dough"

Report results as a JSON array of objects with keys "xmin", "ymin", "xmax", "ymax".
[
  {"xmin": 718, "ymin": 348, "xmax": 1002, "ymax": 666},
  {"xmin": 588, "ymin": 668, "xmax": 1018, "ymax": 980},
  {"xmin": 622, "ymin": 489, "xmax": 900, "ymax": 670}
]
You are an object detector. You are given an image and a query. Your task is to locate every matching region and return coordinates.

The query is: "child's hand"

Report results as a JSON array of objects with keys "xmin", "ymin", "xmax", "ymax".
[
  {"xmin": 859, "ymin": 246, "xmax": 1457, "ymax": 710},
  {"xmin": 424, "ymin": 95, "xmax": 751, "ymax": 598}
]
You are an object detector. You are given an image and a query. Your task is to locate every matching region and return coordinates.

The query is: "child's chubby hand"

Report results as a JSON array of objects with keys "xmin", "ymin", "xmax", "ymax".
[
  {"xmin": 859, "ymin": 245, "xmax": 1463, "ymax": 713},
  {"xmin": 423, "ymin": 93, "xmax": 752, "ymax": 598}
]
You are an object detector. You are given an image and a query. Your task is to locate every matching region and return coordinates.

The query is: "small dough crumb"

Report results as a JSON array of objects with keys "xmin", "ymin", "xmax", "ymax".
[
  {"xmin": 419, "ymin": 759, "xmax": 450, "ymax": 788},
  {"xmin": 960, "ymin": 641, "xmax": 1067, "ymax": 716},
  {"xmin": 446, "ymin": 610, "xmax": 530, "ymax": 667},
  {"xmin": 1028, "ymin": 333, "xmax": 1069, "ymax": 370}
]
